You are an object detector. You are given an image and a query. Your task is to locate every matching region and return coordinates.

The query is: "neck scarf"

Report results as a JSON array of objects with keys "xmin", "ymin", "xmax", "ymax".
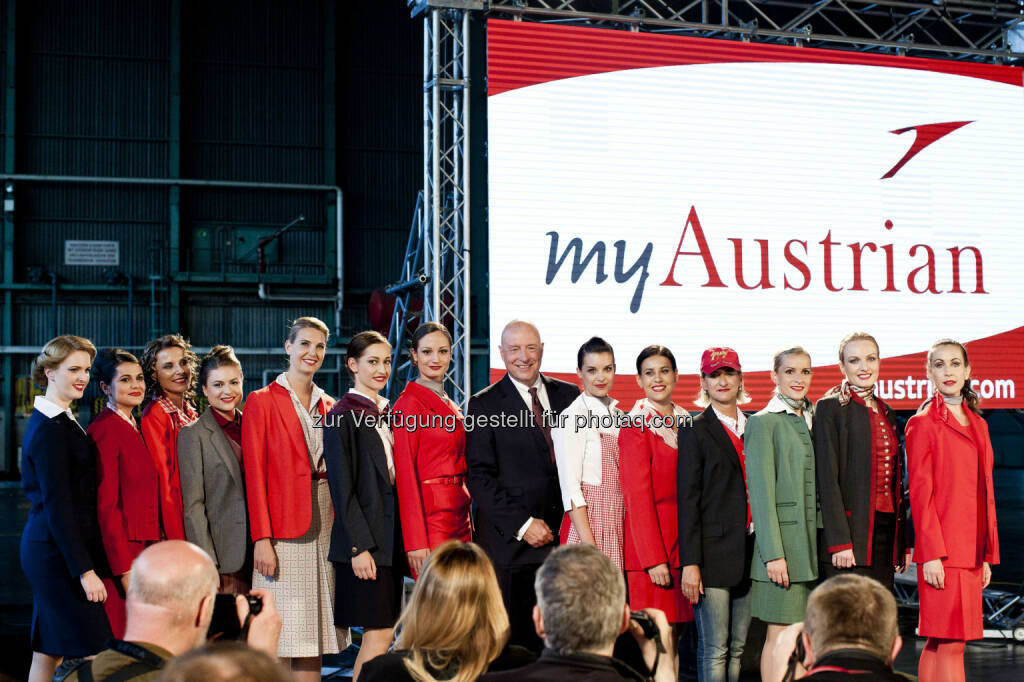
[
  {"xmin": 337, "ymin": 390, "xmax": 388, "ymax": 417},
  {"xmin": 777, "ymin": 392, "xmax": 812, "ymax": 415},
  {"xmin": 941, "ymin": 393, "xmax": 964, "ymax": 405},
  {"xmin": 630, "ymin": 399, "xmax": 684, "ymax": 450},
  {"xmin": 836, "ymin": 380, "xmax": 875, "ymax": 406}
]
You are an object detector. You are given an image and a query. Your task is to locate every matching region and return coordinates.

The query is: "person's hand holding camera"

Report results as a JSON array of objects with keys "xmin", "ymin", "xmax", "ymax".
[
  {"xmin": 628, "ymin": 608, "xmax": 677, "ymax": 682},
  {"xmin": 235, "ymin": 588, "xmax": 282, "ymax": 658}
]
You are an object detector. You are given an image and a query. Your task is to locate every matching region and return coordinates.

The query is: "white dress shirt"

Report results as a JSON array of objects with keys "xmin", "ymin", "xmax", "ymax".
[
  {"xmin": 711, "ymin": 404, "xmax": 746, "ymax": 438},
  {"xmin": 552, "ymin": 392, "xmax": 620, "ymax": 512},
  {"xmin": 508, "ymin": 374, "xmax": 552, "ymax": 540},
  {"xmin": 348, "ymin": 388, "xmax": 395, "ymax": 483}
]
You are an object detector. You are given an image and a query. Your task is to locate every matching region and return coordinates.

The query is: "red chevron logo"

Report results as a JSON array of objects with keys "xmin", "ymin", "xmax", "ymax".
[{"xmin": 881, "ymin": 120, "xmax": 973, "ymax": 179}]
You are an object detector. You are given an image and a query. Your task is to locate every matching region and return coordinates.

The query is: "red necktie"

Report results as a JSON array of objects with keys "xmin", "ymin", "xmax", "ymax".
[{"xmin": 529, "ymin": 386, "xmax": 555, "ymax": 461}]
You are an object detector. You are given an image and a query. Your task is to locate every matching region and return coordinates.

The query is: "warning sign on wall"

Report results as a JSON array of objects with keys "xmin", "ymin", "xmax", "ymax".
[{"xmin": 64, "ymin": 240, "xmax": 119, "ymax": 266}]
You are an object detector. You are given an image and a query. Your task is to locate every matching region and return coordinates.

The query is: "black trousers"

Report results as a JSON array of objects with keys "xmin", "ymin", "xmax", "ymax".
[{"xmin": 496, "ymin": 563, "xmax": 544, "ymax": 652}]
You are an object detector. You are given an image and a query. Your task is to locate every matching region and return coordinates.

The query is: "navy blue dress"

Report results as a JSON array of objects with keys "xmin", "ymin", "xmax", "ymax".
[{"xmin": 20, "ymin": 408, "xmax": 112, "ymax": 656}]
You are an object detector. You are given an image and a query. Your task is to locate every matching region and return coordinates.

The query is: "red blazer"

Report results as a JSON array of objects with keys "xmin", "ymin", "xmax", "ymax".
[
  {"xmin": 140, "ymin": 401, "xmax": 188, "ymax": 540},
  {"xmin": 618, "ymin": 413, "xmax": 679, "ymax": 572},
  {"xmin": 89, "ymin": 408, "xmax": 161, "ymax": 575},
  {"xmin": 393, "ymin": 381, "xmax": 471, "ymax": 556},
  {"xmin": 242, "ymin": 382, "xmax": 334, "ymax": 541},
  {"xmin": 906, "ymin": 394, "xmax": 999, "ymax": 568}
]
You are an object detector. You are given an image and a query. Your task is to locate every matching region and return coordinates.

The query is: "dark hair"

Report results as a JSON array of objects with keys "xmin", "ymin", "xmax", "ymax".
[
  {"xmin": 576, "ymin": 336, "xmax": 615, "ymax": 370},
  {"xmin": 411, "ymin": 322, "xmax": 453, "ymax": 353},
  {"xmin": 927, "ymin": 338, "xmax": 980, "ymax": 412},
  {"xmin": 140, "ymin": 334, "xmax": 198, "ymax": 405},
  {"xmin": 198, "ymin": 345, "xmax": 243, "ymax": 388},
  {"xmin": 346, "ymin": 330, "xmax": 391, "ymax": 379},
  {"xmin": 32, "ymin": 335, "xmax": 97, "ymax": 387},
  {"xmin": 92, "ymin": 348, "xmax": 141, "ymax": 387},
  {"xmin": 635, "ymin": 345, "xmax": 676, "ymax": 374}
]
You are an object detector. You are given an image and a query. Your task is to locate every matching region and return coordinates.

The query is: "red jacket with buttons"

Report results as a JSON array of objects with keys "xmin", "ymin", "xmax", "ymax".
[
  {"xmin": 906, "ymin": 395, "xmax": 999, "ymax": 568},
  {"xmin": 242, "ymin": 382, "xmax": 334, "ymax": 541}
]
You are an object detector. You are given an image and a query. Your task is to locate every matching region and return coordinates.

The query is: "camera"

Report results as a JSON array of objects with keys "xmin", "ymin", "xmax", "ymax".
[
  {"xmin": 207, "ymin": 593, "xmax": 263, "ymax": 641},
  {"xmin": 630, "ymin": 610, "xmax": 665, "ymax": 653}
]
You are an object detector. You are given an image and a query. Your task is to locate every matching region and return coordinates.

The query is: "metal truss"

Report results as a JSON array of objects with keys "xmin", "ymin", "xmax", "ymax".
[
  {"xmin": 488, "ymin": 1, "xmax": 1024, "ymax": 62},
  {"xmin": 409, "ymin": 1, "xmax": 478, "ymax": 408}
]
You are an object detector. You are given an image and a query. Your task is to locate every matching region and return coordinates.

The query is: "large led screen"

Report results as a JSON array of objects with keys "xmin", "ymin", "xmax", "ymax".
[{"xmin": 486, "ymin": 20, "xmax": 1024, "ymax": 409}]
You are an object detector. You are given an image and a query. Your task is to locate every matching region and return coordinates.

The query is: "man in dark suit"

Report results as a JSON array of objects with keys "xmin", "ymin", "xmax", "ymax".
[{"xmin": 466, "ymin": 320, "xmax": 579, "ymax": 650}]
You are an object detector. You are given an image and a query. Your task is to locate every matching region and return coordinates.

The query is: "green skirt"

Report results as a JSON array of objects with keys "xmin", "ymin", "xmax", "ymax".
[{"xmin": 751, "ymin": 579, "xmax": 815, "ymax": 625}]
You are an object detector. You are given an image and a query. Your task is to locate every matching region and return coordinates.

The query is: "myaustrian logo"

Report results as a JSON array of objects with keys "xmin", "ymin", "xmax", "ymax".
[{"xmin": 545, "ymin": 121, "xmax": 984, "ymax": 313}]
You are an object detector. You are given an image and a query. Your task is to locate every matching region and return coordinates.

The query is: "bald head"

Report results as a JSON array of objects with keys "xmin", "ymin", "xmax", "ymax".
[
  {"xmin": 128, "ymin": 541, "xmax": 219, "ymax": 623},
  {"xmin": 499, "ymin": 320, "xmax": 544, "ymax": 385}
]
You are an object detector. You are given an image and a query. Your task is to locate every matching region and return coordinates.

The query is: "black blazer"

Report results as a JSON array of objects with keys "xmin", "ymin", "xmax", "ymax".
[
  {"xmin": 814, "ymin": 394, "xmax": 908, "ymax": 566},
  {"xmin": 466, "ymin": 373, "xmax": 579, "ymax": 568},
  {"xmin": 677, "ymin": 407, "xmax": 752, "ymax": 588},
  {"xmin": 21, "ymin": 409, "xmax": 104, "ymax": 577},
  {"xmin": 323, "ymin": 406, "xmax": 404, "ymax": 566}
]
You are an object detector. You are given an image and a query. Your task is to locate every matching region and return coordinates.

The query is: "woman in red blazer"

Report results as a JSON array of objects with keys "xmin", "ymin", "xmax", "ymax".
[
  {"xmin": 88, "ymin": 348, "xmax": 162, "ymax": 638},
  {"xmin": 618, "ymin": 345, "xmax": 692, "ymax": 636},
  {"xmin": 393, "ymin": 322, "xmax": 471, "ymax": 578},
  {"xmin": 242, "ymin": 316, "xmax": 348, "ymax": 682},
  {"xmin": 139, "ymin": 334, "xmax": 199, "ymax": 540},
  {"xmin": 906, "ymin": 339, "xmax": 999, "ymax": 682}
]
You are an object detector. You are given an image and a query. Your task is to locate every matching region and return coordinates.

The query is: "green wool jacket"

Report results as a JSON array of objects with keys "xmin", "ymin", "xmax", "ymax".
[{"xmin": 745, "ymin": 397, "xmax": 821, "ymax": 584}]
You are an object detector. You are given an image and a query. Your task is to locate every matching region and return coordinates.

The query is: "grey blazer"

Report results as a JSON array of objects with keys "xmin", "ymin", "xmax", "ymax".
[{"xmin": 178, "ymin": 408, "xmax": 250, "ymax": 573}]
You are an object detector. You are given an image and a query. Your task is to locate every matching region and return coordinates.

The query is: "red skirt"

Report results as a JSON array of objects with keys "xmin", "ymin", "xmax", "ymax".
[
  {"xmin": 423, "ymin": 480, "xmax": 473, "ymax": 547},
  {"xmin": 918, "ymin": 565, "xmax": 984, "ymax": 640},
  {"xmin": 626, "ymin": 568, "xmax": 693, "ymax": 624}
]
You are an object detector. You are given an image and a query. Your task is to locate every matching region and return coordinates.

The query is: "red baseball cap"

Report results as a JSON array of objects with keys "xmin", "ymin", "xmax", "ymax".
[{"xmin": 701, "ymin": 347, "xmax": 741, "ymax": 374}]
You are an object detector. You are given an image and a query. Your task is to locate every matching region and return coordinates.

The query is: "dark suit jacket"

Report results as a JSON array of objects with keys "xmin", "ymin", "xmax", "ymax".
[
  {"xmin": 323, "ymin": 406, "xmax": 404, "ymax": 566},
  {"xmin": 814, "ymin": 393, "xmax": 907, "ymax": 566},
  {"xmin": 677, "ymin": 407, "xmax": 752, "ymax": 588},
  {"xmin": 22, "ymin": 409, "xmax": 103, "ymax": 577},
  {"xmin": 178, "ymin": 409, "xmax": 250, "ymax": 574},
  {"xmin": 466, "ymin": 373, "xmax": 579, "ymax": 568},
  {"xmin": 482, "ymin": 649, "xmax": 645, "ymax": 682}
]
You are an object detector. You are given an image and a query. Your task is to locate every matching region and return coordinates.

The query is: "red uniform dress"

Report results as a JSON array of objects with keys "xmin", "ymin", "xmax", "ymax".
[
  {"xmin": 89, "ymin": 405, "xmax": 162, "ymax": 638},
  {"xmin": 906, "ymin": 393, "xmax": 999, "ymax": 640},
  {"xmin": 618, "ymin": 400, "xmax": 692, "ymax": 623},
  {"xmin": 393, "ymin": 381, "xmax": 471, "ymax": 573},
  {"xmin": 140, "ymin": 396, "xmax": 197, "ymax": 540}
]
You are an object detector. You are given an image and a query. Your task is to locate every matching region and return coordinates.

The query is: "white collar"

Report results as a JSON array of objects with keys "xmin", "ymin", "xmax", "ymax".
[
  {"xmin": 508, "ymin": 373, "xmax": 543, "ymax": 394},
  {"xmin": 35, "ymin": 395, "xmax": 74, "ymax": 420},
  {"xmin": 580, "ymin": 392, "xmax": 618, "ymax": 415},
  {"xmin": 712, "ymin": 404, "xmax": 746, "ymax": 434},
  {"xmin": 347, "ymin": 387, "xmax": 390, "ymax": 411}
]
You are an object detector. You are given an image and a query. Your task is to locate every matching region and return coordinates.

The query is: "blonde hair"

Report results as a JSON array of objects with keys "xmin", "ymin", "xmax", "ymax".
[
  {"xmin": 838, "ymin": 332, "xmax": 879, "ymax": 364},
  {"xmin": 32, "ymin": 335, "xmax": 97, "ymax": 387},
  {"xmin": 694, "ymin": 371, "xmax": 752, "ymax": 408},
  {"xmin": 287, "ymin": 316, "xmax": 330, "ymax": 343},
  {"xmin": 396, "ymin": 542, "xmax": 509, "ymax": 682}
]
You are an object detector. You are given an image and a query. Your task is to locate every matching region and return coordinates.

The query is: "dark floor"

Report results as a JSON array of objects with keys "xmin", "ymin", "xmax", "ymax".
[{"xmin": 2, "ymin": 469, "xmax": 1023, "ymax": 681}]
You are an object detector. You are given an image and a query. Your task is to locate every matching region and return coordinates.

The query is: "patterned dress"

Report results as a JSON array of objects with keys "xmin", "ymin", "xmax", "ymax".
[
  {"xmin": 564, "ymin": 431, "xmax": 625, "ymax": 570},
  {"xmin": 251, "ymin": 374, "xmax": 351, "ymax": 658}
]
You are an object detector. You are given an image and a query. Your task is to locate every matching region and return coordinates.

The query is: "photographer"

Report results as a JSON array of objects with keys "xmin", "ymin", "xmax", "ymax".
[
  {"xmin": 483, "ymin": 543, "xmax": 677, "ymax": 682},
  {"xmin": 774, "ymin": 574, "xmax": 905, "ymax": 682},
  {"xmin": 69, "ymin": 541, "xmax": 282, "ymax": 682}
]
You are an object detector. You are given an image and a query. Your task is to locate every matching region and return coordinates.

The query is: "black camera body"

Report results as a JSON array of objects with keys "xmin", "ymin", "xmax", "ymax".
[{"xmin": 207, "ymin": 593, "xmax": 263, "ymax": 641}]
